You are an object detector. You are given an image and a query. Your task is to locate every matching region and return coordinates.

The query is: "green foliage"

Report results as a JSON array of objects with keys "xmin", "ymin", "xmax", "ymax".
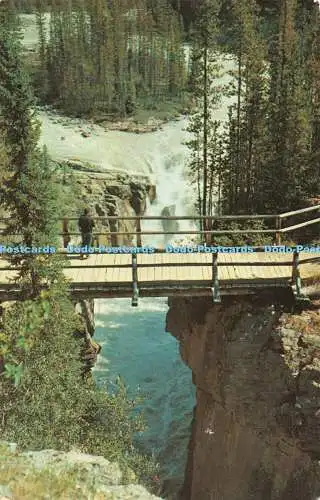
[
  {"xmin": 0, "ymin": 283, "xmax": 157, "ymax": 486},
  {"xmin": 209, "ymin": 219, "xmax": 274, "ymax": 246},
  {"xmin": 190, "ymin": 0, "xmax": 320, "ymax": 214},
  {"xmin": 185, "ymin": 0, "xmax": 225, "ymax": 227},
  {"xmin": 259, "ymin": 0, "xmax": 314, "ymax": 212},
  {"xmin": 0, "ymin": 11, "xmax": 36, "ymax": 170},
  {"xmin": 220, "ymin": 0, "xmax": 270, "ymax": 214}
]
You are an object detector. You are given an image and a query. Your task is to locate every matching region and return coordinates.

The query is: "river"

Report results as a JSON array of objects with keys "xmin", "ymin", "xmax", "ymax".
[
  {"xmin": 35, "ymin": 75, "xmax": 234, "ymax": 500},
  {"xmin": 93, "ymin": 298, "xmax": 194, "ymax": 497},
  {"xmin": 19, "ymin": 14, "xmax": 236, "ymax": 497},
  {"xmin": 37, "ymin": 106, "xmax": 198, "ymax": 496}
]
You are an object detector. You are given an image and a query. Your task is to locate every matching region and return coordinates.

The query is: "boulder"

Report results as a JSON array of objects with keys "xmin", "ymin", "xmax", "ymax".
[
  {"xmin": 0, "ymin": 443, "xmax": 163, "ymax": 500},
  {"xmin": 161, "ymin": 205, "xmax": 179, "ymax": 243}
]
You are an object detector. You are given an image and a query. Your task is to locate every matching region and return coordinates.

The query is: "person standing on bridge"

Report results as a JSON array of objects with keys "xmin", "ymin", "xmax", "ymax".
[
  {"xmin": 78, "ymin": 208, "xmax": 95, "ymax": 259},
  {"xmin": 62, "ymin": 217, "xmax": 71, "ymax": 249}
]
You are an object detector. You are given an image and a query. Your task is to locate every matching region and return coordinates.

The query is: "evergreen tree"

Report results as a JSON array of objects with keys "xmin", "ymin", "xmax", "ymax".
[
  {"xmin": 260, "ymin": 0, "xmax": 313, "ymax": 211},
  {"xmin": 305, "ymin": 2, "xmax": 320, "ymax": 198},
  {"xmin": 40, "ymin": 0, "xmax": 187, "ymax": 116},
  {"xmin": 222, "ymin": 0, "xmax": 269, "ymax": 213},
  {"xmin": 0, "ymin": 9, "xmax": 60, "ymax": 297},
  {"xmin": 185, "ymin": 0, "xmax": 223, "ymax": 231}
]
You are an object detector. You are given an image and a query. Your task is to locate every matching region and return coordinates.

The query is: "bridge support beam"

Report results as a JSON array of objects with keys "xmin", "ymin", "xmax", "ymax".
[
  {"xmin": 211, "ymin": 253, "xmax": 221, "ymax": 303},
  {"xmin": 291, "ymin": 250, "xmax": 311, "ymax": 308},
  {"xmin": 131, "ymin": 253, "xmax": 139, "ymax": 307},
  {"xmin": 292, "ymin": 251, "xmax": 302, "ymax": 295}
]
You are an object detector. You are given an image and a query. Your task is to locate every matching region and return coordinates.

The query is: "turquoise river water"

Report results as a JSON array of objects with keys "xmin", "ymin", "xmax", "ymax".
[{"xmin": 92, "ymin": 297, "xmax": 196, "ymax": 493}]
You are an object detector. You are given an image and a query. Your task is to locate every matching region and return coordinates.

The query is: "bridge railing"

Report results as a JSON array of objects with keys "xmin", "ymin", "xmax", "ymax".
[
  {"xmin": 0, "ymin": 204, "xmax": 319, "ymax": 304},
  {"xmin": 63, "ymin": 203, "xmax": 319, "ymax": 246},
  {"xmin": 0, "ymin": 248, "xmax": 318, "ymax": 305},
  {"xmin": 0, "ymin": 204, "xmax": 319, "ymax": 248}
]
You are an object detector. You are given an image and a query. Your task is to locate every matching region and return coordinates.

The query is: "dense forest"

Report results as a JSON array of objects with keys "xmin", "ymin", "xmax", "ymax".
[
  {"xmin": 186, "ymin": 0, "xmax": 319, "ymax": 219},
  {"xmin": 35, "ymin": 0, "xmax": 187, "ymax": 116}
]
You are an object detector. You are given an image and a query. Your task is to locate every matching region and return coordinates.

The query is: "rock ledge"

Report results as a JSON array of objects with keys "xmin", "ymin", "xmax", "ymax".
[{"xmin": 0, "ymin": 442, "xmax": 162, "ymax": 500}]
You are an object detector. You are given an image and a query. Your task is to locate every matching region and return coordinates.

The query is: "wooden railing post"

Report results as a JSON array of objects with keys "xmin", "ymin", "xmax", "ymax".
[
  {"xmin": 132, "ymin": 253, "xmax": 139, "ymax": 307},
  {"xmin": 292, "ymin": 250, "xmax": 302, "ymax": 296},
  {"xmin": 211, "ymin": 253, "xmax": 221, "ymax": 303},
  {"xmin": 136, "ymin": 216, "xmax": 142, "ymax": 247},
  {"xmin": 275, "ymin": 216, "xmax": 281, "ymax": 245}
]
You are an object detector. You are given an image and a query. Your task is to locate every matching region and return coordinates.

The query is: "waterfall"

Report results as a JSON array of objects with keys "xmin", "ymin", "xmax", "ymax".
[
  {"xmin": 139, "ymin": 54, "xmax": 236, "ymax": 249},
  {"xmin": 140, "ymin": 118, "xmax": 197, "ymax": 248}
]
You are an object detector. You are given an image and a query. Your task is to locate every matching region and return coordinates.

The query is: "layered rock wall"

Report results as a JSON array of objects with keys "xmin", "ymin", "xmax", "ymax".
[
  {"xmin": 62, "ymin": 162, "xmax": 155, "ymax": 246},
  {"xmin": 166, "ymin": 296, "xmax": 320, "ymax": 500}
]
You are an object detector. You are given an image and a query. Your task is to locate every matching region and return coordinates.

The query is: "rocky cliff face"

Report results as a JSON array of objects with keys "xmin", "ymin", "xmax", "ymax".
[
  {"xmin": 166, "ymin": 296, "xmax": 320, "ymax": 500},
  {"xmin": 61, "ymin": 160, "xmax": 155, "ymax": 246},
  {"xmin": 74, "ymin": 298, "xmax": 101, "ymax": 375}
]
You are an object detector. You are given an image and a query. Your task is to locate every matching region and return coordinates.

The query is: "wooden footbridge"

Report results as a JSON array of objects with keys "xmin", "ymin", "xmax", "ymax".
[{"xmin": 0, "ymin": 205, "xmax": 319, "ymax": 306}]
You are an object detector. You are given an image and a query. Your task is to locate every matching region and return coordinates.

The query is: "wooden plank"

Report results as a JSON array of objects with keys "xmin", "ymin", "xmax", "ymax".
[
  {"xmin": 137, "ymin": 254, "xmax": 152, "ymax": 282},
  {"xmin": 116, "ymin": 254, "xmax": 132, "ymax": 282},
  {"xmin": 92, "ymin": 254, "xmax": 103, "ymax": 283},
  {"xmin": 220, "ymin": 253, "xmax": 232, "ymax": 281},
  {"xmin": 231, "ymin": 256, "xmax": 242, "ymax": 281},
  {"xmin": 279, "ymin": 217, "xmax": 320, "ymax": 233},
  {"xmin": 271, "ymin": 254, "xmax": 292, "ymax": 279},
  {"xmin": 169, "ymin": 254, "xmax": 179, "ymax": 282},
  {"xmin": 111, "ymin": 254, "xmax": 121, "ymax": 283},
  {"xmin": 89, "ymin": 255, "xmax": 98, "ymax": 282},
  {"xmin": 152, "ymin": 253, "xmax": 162, "ymax": 282},
  {"xmin": 161, "ymin": 253, "xmax": 172, "ymax": 281},
  {"xmin": 250, "ymin": 252, "xmax": 266, "ymax": 280},
  {"xmin": 198, "ymin": 253, "xmax": 212, "ymax": 281},
  {"xmin": 230, "ymin": 254, "xmax": 248, "ymax": 279},
  {"xmin": 176, "ymin": 253, "xmax": 198, "ymax": 281},
  {"xmin": 248, "ymin": 253, "xmax": 260, "ymax": 279},
  {"xmin": 0, "ymin": 250, "xmax": 319, "ymax": 297},
  {"xmin": 105, "ymin": 253, "xmax": 117, "ymax": 282},
  {"xmin": 254, "ymin": 253, "xmax": 271, "ymax": 280},
  {"xmin": 217, "ymin": 253, "xmax": 225, "ymax": 281},
  {"xmin": 150, "ymin": 253, "xmax": 156, "ymax": 282}
]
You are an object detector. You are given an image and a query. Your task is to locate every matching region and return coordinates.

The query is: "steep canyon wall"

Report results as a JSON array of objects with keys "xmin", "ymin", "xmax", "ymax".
[{"xmin": 166, "ymin": 296, "xmax": 320, "ymax": 500}]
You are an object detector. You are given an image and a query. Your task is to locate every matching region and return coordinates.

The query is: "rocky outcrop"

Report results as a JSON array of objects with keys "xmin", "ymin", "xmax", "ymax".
[
  {"xmin": 74, "ymin": 299, "xmax": 101, "ymax": 375},
  {"xmin": 61, "ymin": 161, "xmax": 156, "ymax": 246},
  {"xmin": 0, "ymin": 442, "xmax": 162, "ymax": 500},
  {"xmin": 166, "ymin": 296, "xmax": 320, "ymax": 500}
]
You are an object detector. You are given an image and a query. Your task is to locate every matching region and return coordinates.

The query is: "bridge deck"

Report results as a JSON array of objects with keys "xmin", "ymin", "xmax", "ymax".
[{"xmin": 0, "ymin": 252, "xmax": 319, "ymax": 299}]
